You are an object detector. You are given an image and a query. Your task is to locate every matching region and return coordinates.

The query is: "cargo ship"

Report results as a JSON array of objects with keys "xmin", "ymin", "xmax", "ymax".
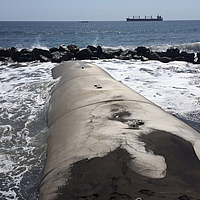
[{"xmin": 126, "ymin": 15, "xmax": 163, "ymax": 21}]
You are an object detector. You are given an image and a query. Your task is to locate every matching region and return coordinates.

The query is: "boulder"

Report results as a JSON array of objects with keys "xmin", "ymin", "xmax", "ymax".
[
  {"xmin": 17, "ymin": 51, "xmax": 35, "ymax": 62},
  {"xmin": 135, "ymin": 46, "xmax": 150, "ymax": 57},
  {"xmin": 50, "ymin": 51, "xmax": 72, "ymax": 63},
  {"xmin": 99, "ymin": 52, "xmax": 114, "ymax": 59},
  {"xmin": 159, "ymin": 56, "xmax": 172, "ymax": 63},
  {"xmin": 113, "ymin": 49, "xmax": 123, "ymax": 56},
  {"xmin": 59, "ymin": 44, "xmax": 69, "ymax": 52},
  {"xmin": 39, "ymin": 55, "xmax": 50, "ymax": 62},
  {"xmin": 0, "ymin": 56, "xmax": 10, "ymax": 61},
  {"xmin": 156, "ymin": 51, "xmax": 167, "ymax": 57},
  {"xmin": 175, "ymin": 56, "xmax": 188, "ymax": 62},
  {"xmin": 113, "ymin": 49, "xmax": 123, "ymax": 57},
  {"xmin": 10, "ymin": 48, "xmax": 35, "ymax": 62},
  {"xmin": 10, "ymin": 47, "xmax": 18, "ymax": 53},
  {"xmin": 87, "ymin": 45, "xmax": 97, "ymax": 52},
  {"xmin": 33, "ymin": 48, "xmax": 51, "ymax": 60},
  {"xmin": 97, "ymin": 47, "xmax": 115, "ymax": 59},
  {"xmin": 51, "ymin": 51, "xmax": 62, "ymax": 63},
  {"xmin": 133, "ymin": 54, "xmax": 142, "ymax": 60},
  {"xmin": 90, "ymin": 57, "xmax": 99, "ymax": 60},
  {"xmin": 141, "ymin": 56, "xmax": 149, "ymax": 61},
  {"xmin": 49, "ymin": 47, "xmax": 59, "ymax": 53},
  {"xmin": 104, "ymin": 48, "xmax": 123, "ymax": 58},
  {"xmin": 147, "ymin": 52, "xmax": 160, "ymax": 61},
  {"xmin": 180, "ymin": 51, "xmax": 195, "ymax": 63},
  {"xmin": 10, "ymin": 48, "xmax": 21, "ymax": 62},
  {"xmin": 61, "ymin": 52, "xmax": 73, "ymax": 61},
  {"xmin": 76, "ymin": 48, "xmax": 94, "ymax": 60},
  {"xmin": 120, "ymin": 49, "xmax": 134, "ymax": 57},
  {"xmin": 97, "ymin": 45, "xmax": 103, "ymax": 57},
  {"xmin": 20, "ymin": 48, "xmax": 32, "ymax": 54},
  {"xmin": 119, "ymin": 53, "xmax": 133, "ymax": 60},
  {"xmin": 0, "ymin": 47, "xmax": 11, "ymax": 57},
  {"xmin": 86, "ymin": 45, "xmax": 98, "ymax": 57},
  {"xmin": 67, "ymin": 44, "xmax": 79, "ymax": 54},
  {"xmin": 166, "ymin": 47, "xmax": 180, "ymax": 59}
]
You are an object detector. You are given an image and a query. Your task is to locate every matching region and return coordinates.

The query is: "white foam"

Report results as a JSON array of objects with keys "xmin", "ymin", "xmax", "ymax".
[
  {"xmin": 0, "ymin": 154, "xmax": 14, "ymax": 173},
  {"xmin": 0, "ymin": 61, "xmax": 58, "ymax": 199},
  {"xmin": 103, "ymin": 41, "xmax": 200, "ymax": 53},
  {"xmin": 92, "ymin": 59, "xmax": 200, "ymax": 117}
]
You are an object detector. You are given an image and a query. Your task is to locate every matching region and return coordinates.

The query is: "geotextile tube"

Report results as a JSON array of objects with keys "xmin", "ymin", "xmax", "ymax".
[{"xmin": 39, "ymin": 61, "xmax": 200, "ymax": 200}]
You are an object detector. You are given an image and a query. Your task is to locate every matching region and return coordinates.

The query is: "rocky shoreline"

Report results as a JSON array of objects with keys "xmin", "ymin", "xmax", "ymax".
[{"xmin": 0, "ymin": 44, "xmax": 200, "ymax": 64}]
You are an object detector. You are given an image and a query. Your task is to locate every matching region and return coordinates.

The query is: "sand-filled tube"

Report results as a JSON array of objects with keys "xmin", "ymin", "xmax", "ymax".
[{"xmin": 39, "ymin": 61, "xmax": 200, "ymax": 200}]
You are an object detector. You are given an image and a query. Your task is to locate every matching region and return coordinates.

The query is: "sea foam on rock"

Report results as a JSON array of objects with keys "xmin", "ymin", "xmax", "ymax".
[{"xmin": 0, "ymin": 44, "xmax": 199, "ymax": 64}]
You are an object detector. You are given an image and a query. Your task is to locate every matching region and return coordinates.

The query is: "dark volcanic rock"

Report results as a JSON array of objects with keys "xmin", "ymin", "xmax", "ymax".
[
  {"xmin": 20, "ymin": 49, "xmax": 32, "ymax": 54},
  {"xmin": 87, "ymin": 45, "xmax": 98, "ymax": 52},
  {"xmin": 118, "ymin": 50, "xmax": 135, "ymax": 60},
  {"xmin": 10, "ymin": 48, "xmax": 35, "ymax": 62},
  {"xmin": 98, "ymin": 48, "xmax": 118, "ymax": 59},
  {"xmin": 120, "ymin": 49, "xmax": 135, "ymax": 57},
  {"xmin": 39, "ymin": 55, "xmax": 50, "ymax": 62},
  {"xmin": 156, "ymin": 51, "xmax": 167, "ymax": 57},
  {"xmin": 133, "ymin": 54, "xmax": 142, "ymax": 60},
  {"xmin": 0, "ymin": 56, "xmax": 10, "ymax": 61},
  {"xmin": 49, "ymin": 47, "xmax": 59, "ymax": 53},
  {"xmin": 67, "ymin": 44, "xmax": 79, "ymax": 54},
  {"xmin": 159, "ymin": 56, "xmax": 172, "ymax": 63},
  {"xmin": 10, "ymin": 49, "xmax": 21, "ymax": 62},
  {"xmin": 166, "ymin": 47, "xmax": 180, "ymax": 59},
  {"xmin": 119, "ymin": 54, "xmax": 133, "ymax": 60},
  {"xmin": 141, "ymin": 56, "xmax": 148, "ymax": 61},
  {"xmin": 33, "ymin": 48, "xmax": 51, "ymax": 60},
  {"xmin": 99, "ymin": 52, "xmax": 114, "ymax": 59},
  {"xmin": 50, "ymin": 51, "xmax": 72, "ymax": 62},
  {"xmin": 148, "ymin": 52, "xmax": 160, "ymax": 61},
  {"xmin": 1, "ymin": 44, "xmax": 199, "ymax": 64},
  {"xmin": 136, "ymin": 46, "xmax": 150, "ymax": 57},
  {"xmin": 17, "ymin": 52, "xmax": 35, "ymax": 62},
  {"xmin": 76, "ymin": 48, "xmax": 94, "ymax": 60},
  {"xmin": 87, "ymin": 45, "xmax": 98, "ymax": 57},
  {"xmin": 97, "ymin": 45, "xmax": 103, "ymax": 57},
  {"xmin": 180, "ymin": 51, "xmax": 195, "ymax": 63},
  {"xmin": 51, "ymin": 51, "xmax": 63, "ymax": 63},
  {"xmin": 59, "ymin": 44, "xmax": 69, "ymax": 52},
  {"xmin": 106, "ymin": 48, "xmax": 123, "ymax": 58},
  {"xmin": 0, "ymin": 47, "xmax": 11, "ymax": 57},
  {"xmin": 87, "ymin": 45, "xmax": 97, "ymax": 56},
  {"xmin": 61, "ymin": 52, "xmax": 73, "ymax": 61}
]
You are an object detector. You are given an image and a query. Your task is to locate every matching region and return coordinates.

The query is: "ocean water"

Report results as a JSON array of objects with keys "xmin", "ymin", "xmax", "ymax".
[
  {"xmin": 0, "ymin": 21, "xmax": 200, "ymax": 199},
  {"xmin": 1, "ymin": 20, "xmax": 200, "ymax": 50}
]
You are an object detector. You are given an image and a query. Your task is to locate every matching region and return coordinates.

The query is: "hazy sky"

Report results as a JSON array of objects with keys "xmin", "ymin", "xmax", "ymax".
[{"xmin": 0, "ymin": 0, "xmax": 200, "ymax": 21}]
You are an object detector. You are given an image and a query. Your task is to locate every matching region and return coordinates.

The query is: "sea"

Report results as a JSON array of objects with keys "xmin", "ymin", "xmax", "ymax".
[{"xmin": 0, "ymin": 20, "xmax": 200, "ymax": 200}]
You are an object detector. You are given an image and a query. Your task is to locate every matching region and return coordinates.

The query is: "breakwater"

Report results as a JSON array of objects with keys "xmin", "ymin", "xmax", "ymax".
[
  {"xmin": 39, "ymin": 61, "xmax": 200, "ymax": 200},
  {"xmin": 0, "ymin": 44, "xmax": 199, "ymax": 64}
]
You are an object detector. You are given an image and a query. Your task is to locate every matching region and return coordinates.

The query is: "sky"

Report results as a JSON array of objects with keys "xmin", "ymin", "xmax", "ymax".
[{"xmin": 0, "ymin": 0, "xmax": 200, "ymax": 21}]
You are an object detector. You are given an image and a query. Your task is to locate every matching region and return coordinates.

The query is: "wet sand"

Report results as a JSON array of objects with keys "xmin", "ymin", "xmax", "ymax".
[{"xmin": 56, "ymin": 130, "xmax": 200, "ymax": 200}]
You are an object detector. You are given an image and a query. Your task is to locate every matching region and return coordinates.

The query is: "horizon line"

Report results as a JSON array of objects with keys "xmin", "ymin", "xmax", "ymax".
[{"xmin": 0, "ymin": 19, "xmax": 200, "ymax": 22}]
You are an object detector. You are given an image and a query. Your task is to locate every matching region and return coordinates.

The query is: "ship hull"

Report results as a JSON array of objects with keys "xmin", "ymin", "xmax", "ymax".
[{"xmin": 126, "ymin": 18, "xmax": 163, "ymax": 21}]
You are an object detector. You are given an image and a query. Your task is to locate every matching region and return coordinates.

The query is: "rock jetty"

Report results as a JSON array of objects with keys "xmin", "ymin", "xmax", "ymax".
[{"xmin": 0, "ymin": 44, "xmax": 199, "ymax": 64}]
